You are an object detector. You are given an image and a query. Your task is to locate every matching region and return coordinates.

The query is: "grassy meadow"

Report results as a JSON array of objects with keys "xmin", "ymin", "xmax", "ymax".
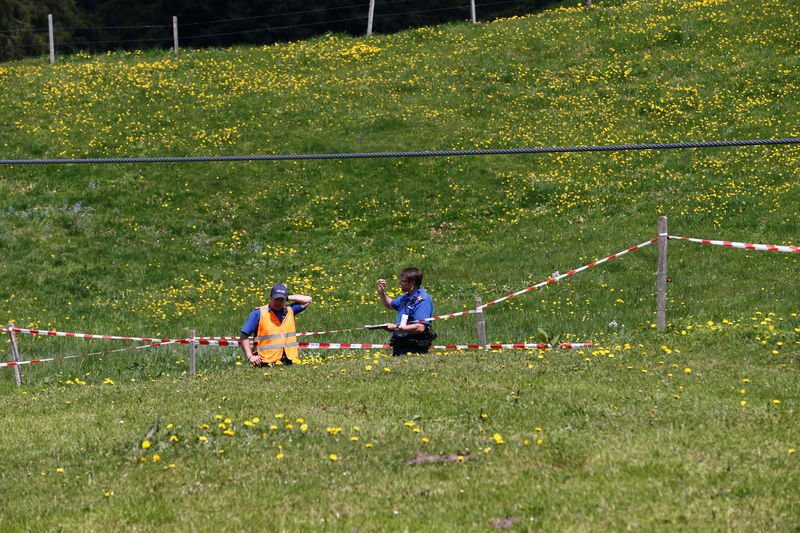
[{"xmin": 1, "ymin": 0, "xmax": 799, "ymax": 529}]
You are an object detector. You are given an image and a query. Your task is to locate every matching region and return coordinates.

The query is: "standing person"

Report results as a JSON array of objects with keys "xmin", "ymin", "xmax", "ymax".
[
  {"xmin": 377, "ymin": 267, "xmax": 436, "ymax": 356},
  {"xmin": 240, "ymin": 284, "xmax": 312, "ymax": 366}
]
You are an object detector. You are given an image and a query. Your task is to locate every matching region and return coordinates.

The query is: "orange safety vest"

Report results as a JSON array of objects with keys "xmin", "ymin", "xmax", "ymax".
[{"xmin": 254, "ymin": 306, "xmax": 299, "ymax": 363}]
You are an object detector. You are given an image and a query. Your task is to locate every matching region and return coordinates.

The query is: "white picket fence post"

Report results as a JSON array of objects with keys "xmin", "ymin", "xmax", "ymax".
[
  {"xmin": 656, "ymin": 216, "xmax": 668, "ymax": 329},
  {"xmin": 48, "ymin": 14, "xmax": 55, "ymax": 65},
  {"xmin": 8, "ymin": 323, "xmax": 23, "ymax": 386},
  {"xmin": 367, "ymin": 0, "xmax": 376, "ymax": 36},
  {"xmin": 475, "ymin": 297, "xmax": 487, "ymax": 348},
  {"xmin": 173, "ymin": 16, "xmax": 179, "ymax": 56},
  {"xmin": 189, "ymin": 329, "xmax": 197, "ymax": 374}
]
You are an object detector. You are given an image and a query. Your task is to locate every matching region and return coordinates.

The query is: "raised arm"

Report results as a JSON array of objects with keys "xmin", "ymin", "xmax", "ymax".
[
  {"xmin": 376, "ymin": 279, "xmax": 394, "ymax": 310},
  {"xmin": 288, "ymin": 294, "xmax": 312, "ymax": 309}
]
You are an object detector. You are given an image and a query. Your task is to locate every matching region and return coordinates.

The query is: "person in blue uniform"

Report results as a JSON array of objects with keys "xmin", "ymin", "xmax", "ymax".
[{"xmin": 376, "ymin": 267, "xmax": 436, "ymax": 356}]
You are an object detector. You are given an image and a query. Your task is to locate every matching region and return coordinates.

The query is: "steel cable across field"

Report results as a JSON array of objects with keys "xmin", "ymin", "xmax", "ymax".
[{"xmin": 2, "ymin": 138, "xmax": 799, "ymax": 165}]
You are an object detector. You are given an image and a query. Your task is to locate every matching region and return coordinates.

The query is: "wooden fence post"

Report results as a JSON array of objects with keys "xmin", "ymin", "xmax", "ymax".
[
  {"xmin": 173, "ymin": 16, "xmax": 179, "ymax": 56},
  {"xmin": 656, "ymin": 216, "xmax": 668, "ymax": 330},
  {"xmin": 8, "ymin": 323, "xmax": 23, "ymax": 386},
  {"xmin": 189, "ymin": 329, "xmax": 196, "ymax": 374},
  {"xmin": 48, "ymin": 14, "xmax": 55, "ymax": 65},
  {"xmin": 367, "ymin": 0, "xmax": 375, "ymax": 36},
  {"xmin": 475, "ymin": 297, "xmax": 487, "ymax": 349},
  {"xmin": 470, "ymin": 0, "xmax": 477, "ymax": 24}
]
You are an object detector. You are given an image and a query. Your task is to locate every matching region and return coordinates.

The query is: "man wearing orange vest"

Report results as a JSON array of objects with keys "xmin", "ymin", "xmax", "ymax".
[{"xmin": 240, "ymin": 284, "xmax": 312, "ymax": 366}]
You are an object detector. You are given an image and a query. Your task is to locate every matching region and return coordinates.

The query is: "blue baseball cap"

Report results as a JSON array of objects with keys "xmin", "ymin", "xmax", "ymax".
[{"xmin": 270, "ymin": 284, "xmax": 288, "ymax": 299}]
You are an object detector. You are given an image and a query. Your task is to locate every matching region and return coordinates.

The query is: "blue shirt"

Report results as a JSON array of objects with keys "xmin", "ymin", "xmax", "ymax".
[
  {"xmin": 241, "ymin": 303, "xmax": 306, "ymax": 336},
  {"xmin": 391, "ymin": 287, "xmax": 434, "ymax": 336}
]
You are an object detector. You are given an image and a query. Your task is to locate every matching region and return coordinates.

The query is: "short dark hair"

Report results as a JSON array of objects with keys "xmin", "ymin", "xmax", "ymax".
[{"xmin": 400, "ymin": 267, "xmax": 423, "ymax": 287}]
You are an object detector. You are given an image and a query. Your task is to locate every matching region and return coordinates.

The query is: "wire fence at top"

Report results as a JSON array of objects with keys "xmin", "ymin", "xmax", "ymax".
[{"xmin": 0, "ymin": 0, "xmax": 539, "ymax": 59}]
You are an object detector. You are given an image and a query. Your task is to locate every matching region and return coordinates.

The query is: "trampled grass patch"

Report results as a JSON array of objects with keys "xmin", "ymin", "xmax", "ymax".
[{"xmin": 1, "ymin": 0, "xmax": 799, "ymax": 529}]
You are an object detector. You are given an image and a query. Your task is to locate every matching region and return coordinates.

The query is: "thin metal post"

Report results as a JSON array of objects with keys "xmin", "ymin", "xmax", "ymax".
[
  {"xmin": 367, "ymin": 0, "xmax": 375, "ymax": 36},
  {"xmin": 173, "ymin": 16, "xmax": 179, "ymax": 56},
  {"xmin": 8, "ymin": 323, "xmax": 23, "ymax": 386},
  {"xmin": 189, "ymin": 329, "xmax": 196, "ymax": 374},
  {"xmin": 475, "ymin": 297, "xmax": 487, "ymax": 348},
  {"xmin": 48, "ymin": 14, "xmax": 55, "ymax": 65},
  {"xmin": 656, "ymin": 216, "xmax": 668, "ymax": 330},
  {"xmin": 470, "ymin": 0, "xmax": 477, "ymax": 24}
]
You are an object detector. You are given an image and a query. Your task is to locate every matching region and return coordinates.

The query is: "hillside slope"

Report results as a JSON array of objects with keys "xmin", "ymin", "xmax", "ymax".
[{"xmin": 1, "ymin": 0, "xmax": 798, "ymax": 353}]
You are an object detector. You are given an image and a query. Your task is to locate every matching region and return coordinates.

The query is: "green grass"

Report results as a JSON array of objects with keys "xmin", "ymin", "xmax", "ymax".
[{"xmin": 1, "ymin": 0, "xmax": 799, "ymax": 529}]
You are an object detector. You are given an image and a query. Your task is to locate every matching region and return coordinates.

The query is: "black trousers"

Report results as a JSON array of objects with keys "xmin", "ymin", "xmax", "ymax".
[{"xmin": 390, "ymin": 336, "xmax": 432, "ymax": 357}]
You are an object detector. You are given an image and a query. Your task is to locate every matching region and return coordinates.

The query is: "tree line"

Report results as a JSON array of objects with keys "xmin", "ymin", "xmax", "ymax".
[{"xmin": 1, "ymin": 0, "xmax": 558, "ymax": 61}]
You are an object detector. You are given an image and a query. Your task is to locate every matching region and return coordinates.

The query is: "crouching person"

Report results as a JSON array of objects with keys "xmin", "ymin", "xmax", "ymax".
[
  {"xmin": 376, "ymin": 267, "xmax": 436, "ymax": 356},
  {"xmin": 240, "ymin": 284, "xmax": 312, "ymax": 366}
]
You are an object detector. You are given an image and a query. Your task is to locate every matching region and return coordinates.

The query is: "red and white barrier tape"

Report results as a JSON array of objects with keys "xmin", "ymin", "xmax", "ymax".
[
  {"xmin": 186, "ymin": 238, "xmax": 658, "ymax": 336},
  {"xmin": 0, "ymin": 340, "xmax": 178, "ymax": 368},
  {"xmin": 0, "ymin": 337, "xmax": 591, "ymax": 369},
  {"xmin": 478, "ymin": 237, "xmax": 659, "ymax": 309},
  {"xmin": 4, "ymin": 238, "xmax": 647, "ymax": 352},
  {"xmin": 197, "ymin": 327, "xmax": 369, "ymax": 339},
  {"xmin": 5, "ymin": 326, "xmax": 185, "ymax": 344},
  {"xmin": 131, "ymin": 338, "xmax": 593, "ymax": 350},
  {"xmin": 669, "ymin": 236, "xmax": 800, "ymax": 253},
  {"xmin": 283, "ymin": 342, "xmax": 592, "ymax": 350}
]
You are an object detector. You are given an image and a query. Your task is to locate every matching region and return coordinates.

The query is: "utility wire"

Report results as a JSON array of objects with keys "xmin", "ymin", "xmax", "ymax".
[{"xmin": 2, "ymin": 139, "xmax": 798, "ymax": 166}]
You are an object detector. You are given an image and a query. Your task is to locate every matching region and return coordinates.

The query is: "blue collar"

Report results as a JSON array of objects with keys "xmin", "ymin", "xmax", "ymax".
[{"xmin": 403, "ymin": 287, "xmax": 423, "ymax": 307}]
